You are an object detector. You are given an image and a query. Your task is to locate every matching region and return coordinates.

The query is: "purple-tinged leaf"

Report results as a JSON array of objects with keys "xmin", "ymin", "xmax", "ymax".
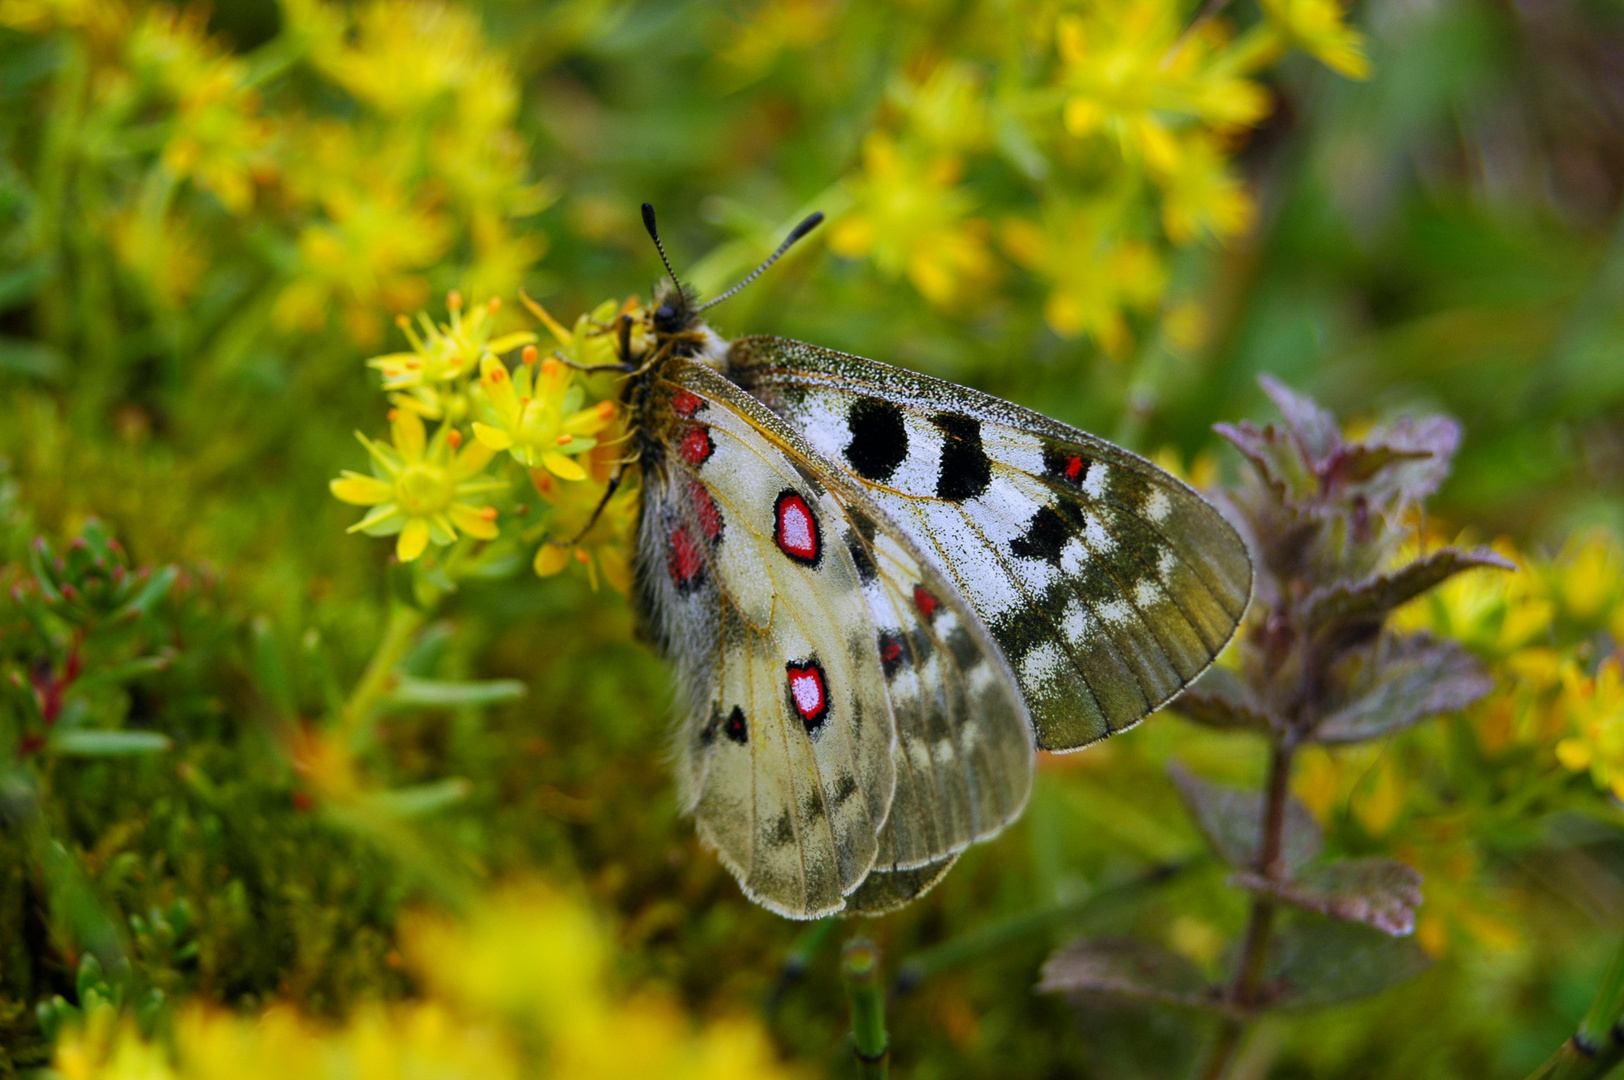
[
  {"xmin": 1319, "ymin": 443, "xmax": 1432, "ymax": 490},
  {"xmin": 1262, "ymin": 917, "xmax": 1431, "ymax": 1009},
  {"xmin": 1314, "ymin": 634, "xmax": 1494, "ymax": 744},
  {"xmin": 1172, "ymin": 668, "xmax": 1275, "ymax": 734},
  {"xmin": 1168, "ymin": 762, "xmax": 1322, "ymax": 872},
  {"xmin": 1215, "ymin": 420, "xmax": 1313, "ymax": 499},
  {"xmin": 1233, "ymin": 858, "xmax": 1424, "ymax": 936},
  {"xmin": 1305, "ymin": 547, "xmax": 1514, "ymax": 630},
  {"xmin": 1358, "ymin": 415, "xmax": 1462, "ymax": 505},
  {"xmin": 1038, "ymin": 937, "xmax": 1227, "ymax": 1012},
  {"xmin": 1260, "ymin": 374, "xmax": 1342, "ymax": 462}
]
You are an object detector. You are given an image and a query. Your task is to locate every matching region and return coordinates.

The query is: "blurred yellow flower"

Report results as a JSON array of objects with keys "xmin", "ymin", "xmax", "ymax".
[
  {"xmin": 1539, "ymin": 530, "xmax": 1624, "ymax": 629},
  {"xmin": 1554, "ymin": 658, "xmax": 1624, "ymax": 799},
  {"xmin": 0, "ymin": 0, "xmax": 125, "ymax": 41},
  {"xmin": 1257, "ymin": 0, "xmax": 1371, "ymax": 80},
  {"xmin": 1054, "ymin": 5, "xmax": 1268, "ymax": 159},
  {"xmin": 889, "ymin": 60, "xmax": 989, "ymax": 155},
  {"xmin": 718, "ymin": 0, "xmax": 838, "ymax": 77},
  {"xmin": 1146, "ymin": 131, "xmax": 1255, "ymax": 244},
  {"xmin": 829, "ymin": 132, "xmax": 995, "ymax": 307},
  {"xmin": 524, "ymin": 294, "xmax": 646, "ymax": 372},
  {"xmin": 128, "ymin": 8, "xmax": 273, "ymax": 214},
  {"xmin": 530, "ymin": 443, "xmax": 637, "ymax": 594},
  {"xmin": 1002, "ymin": 206, "xmax": 1164, "ymax": 355},
  {"xmin": 331, "ymin": 409, "xmax": 502, "ymax": 562},
  {"xmin": 1391, "ymin": 540, "xmax": 1552, "ymax": 658},
  {"xmin": 472, "ymin": 351, "xmax": 618, "ymax": 480}
]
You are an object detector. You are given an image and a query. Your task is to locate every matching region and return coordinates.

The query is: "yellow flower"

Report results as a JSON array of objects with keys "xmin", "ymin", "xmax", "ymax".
[
  {"xmin": 1002, "ymin": 206, "xmax": 1165, "ymax": 356},
  {"xmin": 331, "ymin": 409, "xmax": 502, "ymax": 562},
  {"xmin": 128, "ymin": 8, "xmax": 274, "ymax": 214},
  {"xmin": 1391, "ymin": 539, "xmax": 1552, "ymax": 658},
  {"xmin": 1055, "ymin": 4, "xmax": 1269, "ymax": 161},
  {"xmin": 368, "ymin": 293, "xmax": 535, "ymax": 422},
  {"xmin": 1555, "ymin": 658, "xmax": 1624, "ymax": 800},
  {"xmin": 1146, "ymin": 131, "xmax": 1255, "ymax": 244},
  {"xmin": 530, "ymin": 442, "xmax": 638, "ymax": 594},
  {"xmin": 472, "ymin": 351, "xmax": 618, "ymax": 480},
  {"xmin": 829, "ymin": 133, "xmax": 995, "ymax": 307},
  {"xmin": 1257, "ymin": 0, "xmax": 1371, "ymax": 79},
  {"xmin": 888, "ymin": 60, "xmax": 989, "ymax": 155},
  {"xmin": 1539, "ymin": 530, "xmax": 1624, "ymax": 629},
  {"xmin": 523, "ymin": 294, "xmax": 646, "ymax": 373}
]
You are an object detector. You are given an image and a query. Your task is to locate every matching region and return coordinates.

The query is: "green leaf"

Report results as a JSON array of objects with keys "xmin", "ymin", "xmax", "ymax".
[
  {"xmin": 114, "ymin": 565, "xmax": 178, "ymax": 619},
  {"xmin": 0, "ymin": 335, "xmax": 64, "ymax": 380},
  {"xmin": 1168, "ymin": 762, "xmax": 1322, "ymax": 872},
  {"xmin": 1037, "ymin": 937, "xmax": 1225, "ymax": 1012},
  {"xmin": 383, "ymin": 676, "xmax": 527, "ymax": 709},
  {"xmin": 1314, "ymin": 634, "xmax": 1494, "ymax": 744},
  {"xmin": 1233, "ymin": 857, "xmax": 1424, "ymax": 936},
  {"xmin": 50, "ymin": 730, "xmax": 173, "ymax": 756},
  {"xmin": 1305, "ymin": 548, "xmax": 1513, "ymax": 630},
  {"xmin": 366, "ymin": 777, "xmax": 472, "ymax": 819},
  {"xmin": 1263, "ymin": 916, "xmax": 1431, "ymax": 1009},
  {"xmin": 1171, "ymin": 668, "xmax": 1274, "ymax": 733}
]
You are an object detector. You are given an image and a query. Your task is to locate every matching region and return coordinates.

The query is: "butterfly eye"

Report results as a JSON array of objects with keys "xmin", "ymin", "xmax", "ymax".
[{"xmin": 654, "ymin": 304, "xmax": 683, "ymax": 334}]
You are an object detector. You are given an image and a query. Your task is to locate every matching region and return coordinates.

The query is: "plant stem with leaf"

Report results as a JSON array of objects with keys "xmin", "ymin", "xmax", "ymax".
[{"xmin": 842, "ymin": 936, "xmax": 889, "ymax": 1080}]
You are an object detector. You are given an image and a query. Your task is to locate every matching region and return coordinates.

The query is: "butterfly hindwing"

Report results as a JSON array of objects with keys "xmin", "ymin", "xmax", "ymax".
[
  {"xmin": 637, "ymin": 359, "xmax": 1033, "ymax": 916},
  {"xmin": 724, "ymin": 336, "xmax": 1253, "ymax": 752}
]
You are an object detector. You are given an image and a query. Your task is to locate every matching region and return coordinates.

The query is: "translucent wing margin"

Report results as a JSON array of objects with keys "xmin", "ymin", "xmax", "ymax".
[
  {"xmin": 635, "ymin": 359, "xmax": 1034, "ymax": 916},
  {"xmin": 724, "ymin": 336, "xmax": 1253, "ymax": 752}
]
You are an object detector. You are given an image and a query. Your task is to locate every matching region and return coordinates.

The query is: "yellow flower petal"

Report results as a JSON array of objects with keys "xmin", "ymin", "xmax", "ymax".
[
  {"xmin": 397, "ymin": 518, "xmax": 431, "ymax": 562},
  {"xmin": 486, "ymin": 331, "xmax": 538, "ymax": 355},
  {"xmin": 330, "ymin": 472, "xmax": 393, "ymax": 506},
  {"xmin": 541, "ymin": 451, "xmax": 587, "ymax": 482},
  {"xmin": 449, "ymin": 502, "xmax": 500, "ymax": 540},
  {"xmin": 1555, "ymin": 737, "xmax": 1593, "ymax": 773},
  {"xmin": 391, "ymin": 409, "xmax": 427, "ymax": 462},
  {"xmin": 533, "ymin": 543, "xmax": 571, "ymax": 577},
  {"xmin": 473, "ymin": 422, "xmax": 514, "ymax": 451},
  {"xmin": 479, "ymin": 355, "xmax": 521, "ymax": 417},
  {"xmin": 452, "ymin": 437, "xmax": 498, "ymax": 479}
]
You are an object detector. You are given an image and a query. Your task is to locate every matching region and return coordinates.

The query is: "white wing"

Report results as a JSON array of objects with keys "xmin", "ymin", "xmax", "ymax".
[{"xmin": 634, "ymin": 360, "xmax": 1033, "ymax": 917}]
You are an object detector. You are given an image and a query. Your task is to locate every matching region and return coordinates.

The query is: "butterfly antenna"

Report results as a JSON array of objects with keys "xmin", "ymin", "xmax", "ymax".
[
  {"xmin": 641, "ymin": 203, "xmax": 684, "ymax": 299},
  {"xmin": 697, "ymin": 211, "xmax": 825, "ymax": 312}
]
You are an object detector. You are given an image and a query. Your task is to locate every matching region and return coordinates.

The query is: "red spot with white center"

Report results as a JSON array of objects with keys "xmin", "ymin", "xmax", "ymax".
[
  {"xmin": 785, "ymin": 659, "xmax": 829, "ymax": 732},
  {"xmin": 671, "ymin": 389, "xmax": 703, "ymax": 418},
  {"xmin": 773, "ymin": 491, "xmax": 821, "ymax": 566},
  {"xmin": 667, "ymin": 524, "xmax": 704, "ymax": 592},
  {"xmin": 679, "ymin": 425, "xmax": 714, "ymax": 466},
  {"xmin": 913, "ymin": 585, "xmax": 940, "ymax": 619}
]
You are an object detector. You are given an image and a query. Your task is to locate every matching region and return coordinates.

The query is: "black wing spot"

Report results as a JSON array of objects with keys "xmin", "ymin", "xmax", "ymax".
[
  {"xmin": 844, "ymin": 398, "xmax": 909, "ymax": 482},
  {"xmin": 878, "ymin": 631, "xmax": 910, "ymax": 679},
  {"xmin": 832, "ymin": 773, "xmax": 859, "ymax": 807},
  {"xmin": 933, "ymin": 413, "xmax": 991, "ymax": 502},
  {"xmin": 1010, "ymin": 504, "xmax": 1073, "ymax": 566},
  {"xmin": 1043, "ymin": 445, "xmax": 1092, "ymax": 488},
  {"xmin": 770, "ymin": 810, "xmax": 795, "ymax": 847},
  {"xmin": 723, "ymin": 705, "xmax": 748, "ymax": 744}
]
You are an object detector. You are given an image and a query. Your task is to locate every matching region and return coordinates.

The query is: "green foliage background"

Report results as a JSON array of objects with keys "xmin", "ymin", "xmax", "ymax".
[{"xmin": 1, "ymin": 0, "xmax": 1622, "ymax": 1077}]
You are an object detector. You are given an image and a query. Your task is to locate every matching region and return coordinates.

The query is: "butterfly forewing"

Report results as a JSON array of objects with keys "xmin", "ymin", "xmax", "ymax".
[
  {"xmin": 638, "ymin": 359, "xmax": 1033, "ymax": 916},
  {"xmin": 724, "ymin": 336, "xmax": 1252, "ymax": 752}
]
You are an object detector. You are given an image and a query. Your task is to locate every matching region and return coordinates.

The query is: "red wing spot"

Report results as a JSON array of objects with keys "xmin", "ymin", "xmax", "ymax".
[
  {"xmin": 1065, "ymin": 456, "xmax": 1084, "ymax": 481},
  {"xmin": 773, "ymin": 491, "xmax": 821, "ymax": 567},
  {"xmin": 678, "ymin": 425, "xmax": 714, "ymax": 466},
  {"xmin": 880, "ymin": 638, "xmax": 902, "ymax": 663},
  {"xmin": 671, "ymin": 389, "xmax": 703, "ymax": 418},
  {"xmin": 785, "ymin": 659, "xmax": 830, "ymax": 733},
  {"xmin": 667, "ymin": 524, "xmax": 704, "ymax": 592},
  {"xmin": 913, "ymin": 584, "xmax": 939, "ymax": 619},
  {"xmin": 689, "ymin": 481, "xmax": 723, "ymax": 542}
]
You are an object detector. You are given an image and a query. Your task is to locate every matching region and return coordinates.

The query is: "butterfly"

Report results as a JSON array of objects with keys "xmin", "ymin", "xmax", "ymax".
[{"xmin": 590, "ymin": 205, "xmax": 1251, "ymax": 919}]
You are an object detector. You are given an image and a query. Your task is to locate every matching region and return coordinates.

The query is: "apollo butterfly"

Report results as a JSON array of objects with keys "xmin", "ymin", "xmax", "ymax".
[{"xmin": 594, "ymin": 205, "xmax": 1251, "ymax": 919}]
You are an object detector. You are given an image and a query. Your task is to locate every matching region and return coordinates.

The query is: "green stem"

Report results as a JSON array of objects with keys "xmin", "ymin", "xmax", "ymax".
[
  {"xmin": 1197, "ymin": 740, "xmax": 1295, "ymax": 1080},
  {"xmin": 842, "ymin": 937, "xmax": 889, "ymax": 1080},
  {"xmin": 1524, "ymin": 930, "xmax": 1624, "ymax": 1080},
  {"xmin": 339, "ymin": 602, "xmax": 426, "ymax": 750}
]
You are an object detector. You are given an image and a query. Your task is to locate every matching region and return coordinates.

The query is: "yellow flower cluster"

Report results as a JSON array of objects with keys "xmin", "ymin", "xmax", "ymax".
[
  {"xmin": 819, "ymin": 0, "xmax": 1369, "ymax": 356},
  {"xmin": 331, "ymin": 293, "xmax": 634, "ymax": 592},
  {"xmin": 53, "ymin": 884, "xmax": 799, "ymax": 1080},
  {"xmin": 2, "ymin": 0, "xmax": 548, "ymax": 345}
]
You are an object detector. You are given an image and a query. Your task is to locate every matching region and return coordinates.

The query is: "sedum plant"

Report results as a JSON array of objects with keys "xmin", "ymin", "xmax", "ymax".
[{"xmin": 1038, "ymin": 376, "xmax": 1512, "ymax": 1077}]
